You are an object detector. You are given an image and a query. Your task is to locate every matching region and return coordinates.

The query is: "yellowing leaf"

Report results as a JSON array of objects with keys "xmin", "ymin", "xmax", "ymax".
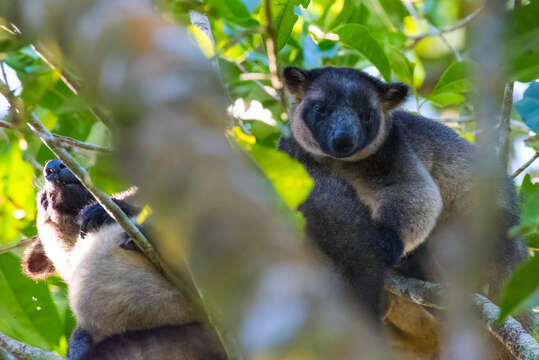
[{"xmin": 189, "ymin": 25, "xmax": 215, "ymax": 58}]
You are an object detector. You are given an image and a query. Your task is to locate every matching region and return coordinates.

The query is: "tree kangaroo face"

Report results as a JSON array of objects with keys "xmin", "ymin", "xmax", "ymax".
[{"xmin": 283, "ymin": 66, "xmax": 408, "ymax": 161}]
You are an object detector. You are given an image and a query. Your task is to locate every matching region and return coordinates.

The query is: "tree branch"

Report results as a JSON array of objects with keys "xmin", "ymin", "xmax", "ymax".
[
  {"xmin": 53, "ymin": 134, "xmax": 112, "ymax": 154},
  {"xmin": 0, "ymin": 118, "xmax": 112, "ymax": 154},
  {"xmin": 236, "ymin": 62, "xmax": 279, "ymax": 101},
  {"xmin": 0, "ymin": 236, "xmax": 37, "ymax": 254},
  {"xmin": 512, "ymin": 152, "xmax": 539, "ymax": 178},
  {"xmin": 499, "ymin": 0, "xmax": 521, "ymax": 169},
  {"xmin": 407, "ymin": 7, "xmax": 482, "ymax": 41},
  {"xmin": 386, "ymin": 274, "xmax": 539, "ymax": 359},
  {"xmin": 0, "ymin": 331, "xmax": 64, "ymax": 360},
  {"xmin": 26, "ymin": 114, "xmax": 160, "ymax": 269},
  {"xmin": 499, "ymin": 82, "xmax": 514, "ymax": 168},
  {"xmin": 26, "ymin": 113, "xmax": 210, "ymax": 344},
  {"xmin": 263, "ymin": 0, "xmax": 288, "ymax": 118},
  {"xmin": 473, "ymin": 293, "xmax": 539, "ymax": 360}
]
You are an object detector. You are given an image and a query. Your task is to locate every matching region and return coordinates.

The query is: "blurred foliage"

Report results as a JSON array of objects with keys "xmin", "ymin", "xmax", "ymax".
[{"xmin": 0, "ymin": 0, "xmax": 538, "ymax": 356}]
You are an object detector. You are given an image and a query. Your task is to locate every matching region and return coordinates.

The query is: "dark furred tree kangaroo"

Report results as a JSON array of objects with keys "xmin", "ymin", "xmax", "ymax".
[
  {"xmin": 23, "ymin": 159, "xmax": 226, "ymax": 360},
  {"xmin": 278, "ymin": 66, "xmax": 531, "ymax": 356}
]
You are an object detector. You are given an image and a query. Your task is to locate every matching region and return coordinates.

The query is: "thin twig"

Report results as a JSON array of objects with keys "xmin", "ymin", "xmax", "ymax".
[
  {"xmin": 0, "ymin": 118, "xmax": 112, "ymax": 153},
  {"xmin": 54, "ymin": 134, "xmax": 112, "ymax": 154},
  {"xmin": 438, "ymin": 32, "xmax": 462, "ymax": 61},
  {"xmin": 407, "ymin": 7, "xmax": 482, "ymax": 41},
  {"xmin": 512, "ymin": 152, "xmax": 539, "ymax": 178},
  {"xmin": 263, "ymin": 0, "xmax": 288, "ymax": 118},
  {"xmin": 31, "ymin": 45, "xmax": 78, "ymax": 95},
  {"xmin": 499, "ymin": 0, "xmax": 521, "ymax": 169},
  {"xmin": 500, "ymin": 81, "xmax": 515, "ymax": 168},
  {"xmin": 0, "ymin": 236, "xmax": 37, "ymax": 254},
  {"xmin": 434, "ymin": 116, "xmax": 473, "ymax": 123},
  {"xmin": 386, "ymin": 274, "xmax": 539, "ymax": 359},
  {"xmin": 26, "ymin": 114, "xmax": 159, "ymax": 268},
  {"xmin": 236, "ymin": 62, "xmax": 279, "ymax": 101},
  {"xmin": 0, "ymin": 331, "xmax": 64, "ymax": 360}
]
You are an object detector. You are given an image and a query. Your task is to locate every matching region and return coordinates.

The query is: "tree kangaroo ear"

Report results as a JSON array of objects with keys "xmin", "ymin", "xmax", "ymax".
[
  {"xmin": 381, "ymin": 82, "xmax": 409, "ymax": 111},
  {"xmin": 21, "ymin": 239, "xmax": 56, "ymax": 280},
  {"xmin": 283, "ymin": 66, "xmax": 308, "ymax": 100}
]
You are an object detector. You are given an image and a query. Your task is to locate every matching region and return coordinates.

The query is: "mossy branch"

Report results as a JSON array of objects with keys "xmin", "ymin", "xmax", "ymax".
[
  {"xmin": 386, "ymin": 273, "xmax": 539, "ymax": 360},
  {"xmin": 0, "ymin": 331, "xmax": 64, "ymax": 360}
]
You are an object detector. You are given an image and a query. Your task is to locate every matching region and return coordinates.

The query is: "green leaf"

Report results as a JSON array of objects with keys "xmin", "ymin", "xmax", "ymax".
[
  {"xmin": 231, "ymin": 127, "xmax": 313, "ymax": 210},
  {"xmin": 378, "ymin": 0, "xmax": 409, "ymax": 27},
  {"xmin": 0, "ymin": 253, "xmax": 64, "ymax": 350},
  {"xmin": 498, "ymin": 254, "xmax": 539, "ymax": 321},
  {"xmin": 250, "ymin": 143, "xmax": 313, "ymax": 210},
  {"xmin": 427, "ymin": 61, "xmax": 472, "ymax": 106},
  {"xmin": 515, "ymin": 82, "xmax": 539, "ymax": 133},
  {"xmin": 506, "ymin": 0, "xmax": 539, "ymax": 82},
  {"xmin": 336, "ymin": 24, "xmax": 391, "ymax": 81},
  {"xmin": 260, "ymin": 0, "xmax": 310, "ymax": 50},
  {"xmin": 205, "ymin": 0, "xmax": 255, "ymax": 26},
  {"xmin": 519, "ymin": 174, "xmax": 539, "ymax": 228},
  {"xmin": 526, "ymin": 233, "xmax": 539, "ymax": 249},
  {"xmin": 0, "ymin": 143, "xmax": 36, "ymax": 245}
]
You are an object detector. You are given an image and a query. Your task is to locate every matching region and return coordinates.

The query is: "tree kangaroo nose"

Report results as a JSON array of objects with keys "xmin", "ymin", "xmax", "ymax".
[
  {"xmin": 44, "ymin": 159, "xmax": 66, "ymax": 176},
  {"xmin": 331, "ymin": 132, "xmax": 355, "ymax": 155}
]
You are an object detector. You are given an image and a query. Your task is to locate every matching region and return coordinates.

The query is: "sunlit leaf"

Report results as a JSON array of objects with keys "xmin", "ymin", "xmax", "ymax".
[
  {"xmin": 231, "ymin": 127, "xmax": 313, "ymax": 210},
  {"xmin": 189, "ymin": 25, "xmax": 216, "ymax": 58},
  {"xmin": 0, "ymin": 143, "xmax": 36, "ymax": 245}
]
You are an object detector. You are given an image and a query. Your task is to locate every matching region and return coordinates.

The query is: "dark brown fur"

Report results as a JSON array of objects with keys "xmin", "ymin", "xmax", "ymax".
[{"xmin": 280, "ymin": 66, "xmax": 531, "ymax": 358}]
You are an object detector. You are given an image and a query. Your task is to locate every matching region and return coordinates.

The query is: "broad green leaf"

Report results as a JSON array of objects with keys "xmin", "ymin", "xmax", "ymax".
[
  {"xmin": 519, "ymin": 175, "xmax": 539, "ymax": 229},
  {"xmin": 428, "ymin": 93, "xmax": 465, "ymax": 107},
  {"xmin": 386, "ymin": 46, "xmax": 414, "ymax": 84},
  {"xmin": 231, "ymin": 127, "xmax": 313, "ymax": 210},
  {"xmin": 427, "ymin": 61, "xmax": 471, "ymax": 106},
  {"xmin": 526, "ymin": 233, "xmax": 539, "ymax": 249},
  {"xmin": 206, "ymin": 0, "xmax": 251, "ymax": 18},
  {"xmin": 422, "ymin": 0, "xmax": 459, "ymax": 28},
  {"xmin": 336, "ymin": 24, "xmax": 391, "ymax": 81},
  {"xmin": 0, "ymin": 143, "xmax": 36, "ymax": 245},
  {"xmin": 515, "ymin": 82, "xmax": 539, "ymax": 133},
  {"xmin": 506, "ymin": 0, "xmax": 539, "ymax": 82},
  {"xmin": 0, "ymin": 253, "xmax": 63, "ymax": 350},
  {"xmin": 259, "ymin": 0, "xmax": 310, "ymax": 50},
  {"xmin": 510, "ymin": 51, "xmax": 539, "ymax": 83},
  {"xmin": 378, "ymin": 0, "xmax": 409, "ymax": 27},
  {"xmin": 498, "ymin": 254, "xmax": 539, "ymax": 321}
]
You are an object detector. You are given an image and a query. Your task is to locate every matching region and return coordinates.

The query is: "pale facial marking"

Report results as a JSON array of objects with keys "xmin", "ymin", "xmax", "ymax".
[{"xmin": 289, "ymin": 102, "xmax": 326, "ymax": 157}]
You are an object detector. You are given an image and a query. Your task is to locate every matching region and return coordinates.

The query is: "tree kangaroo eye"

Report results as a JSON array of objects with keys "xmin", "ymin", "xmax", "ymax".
[
  {"xmin": 120, "ymin": 236, "xmax": 140, "ymax": 252},
  {"xmin": 312, "ymin": 102, "xmax": 323, "ymax": 113}
]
